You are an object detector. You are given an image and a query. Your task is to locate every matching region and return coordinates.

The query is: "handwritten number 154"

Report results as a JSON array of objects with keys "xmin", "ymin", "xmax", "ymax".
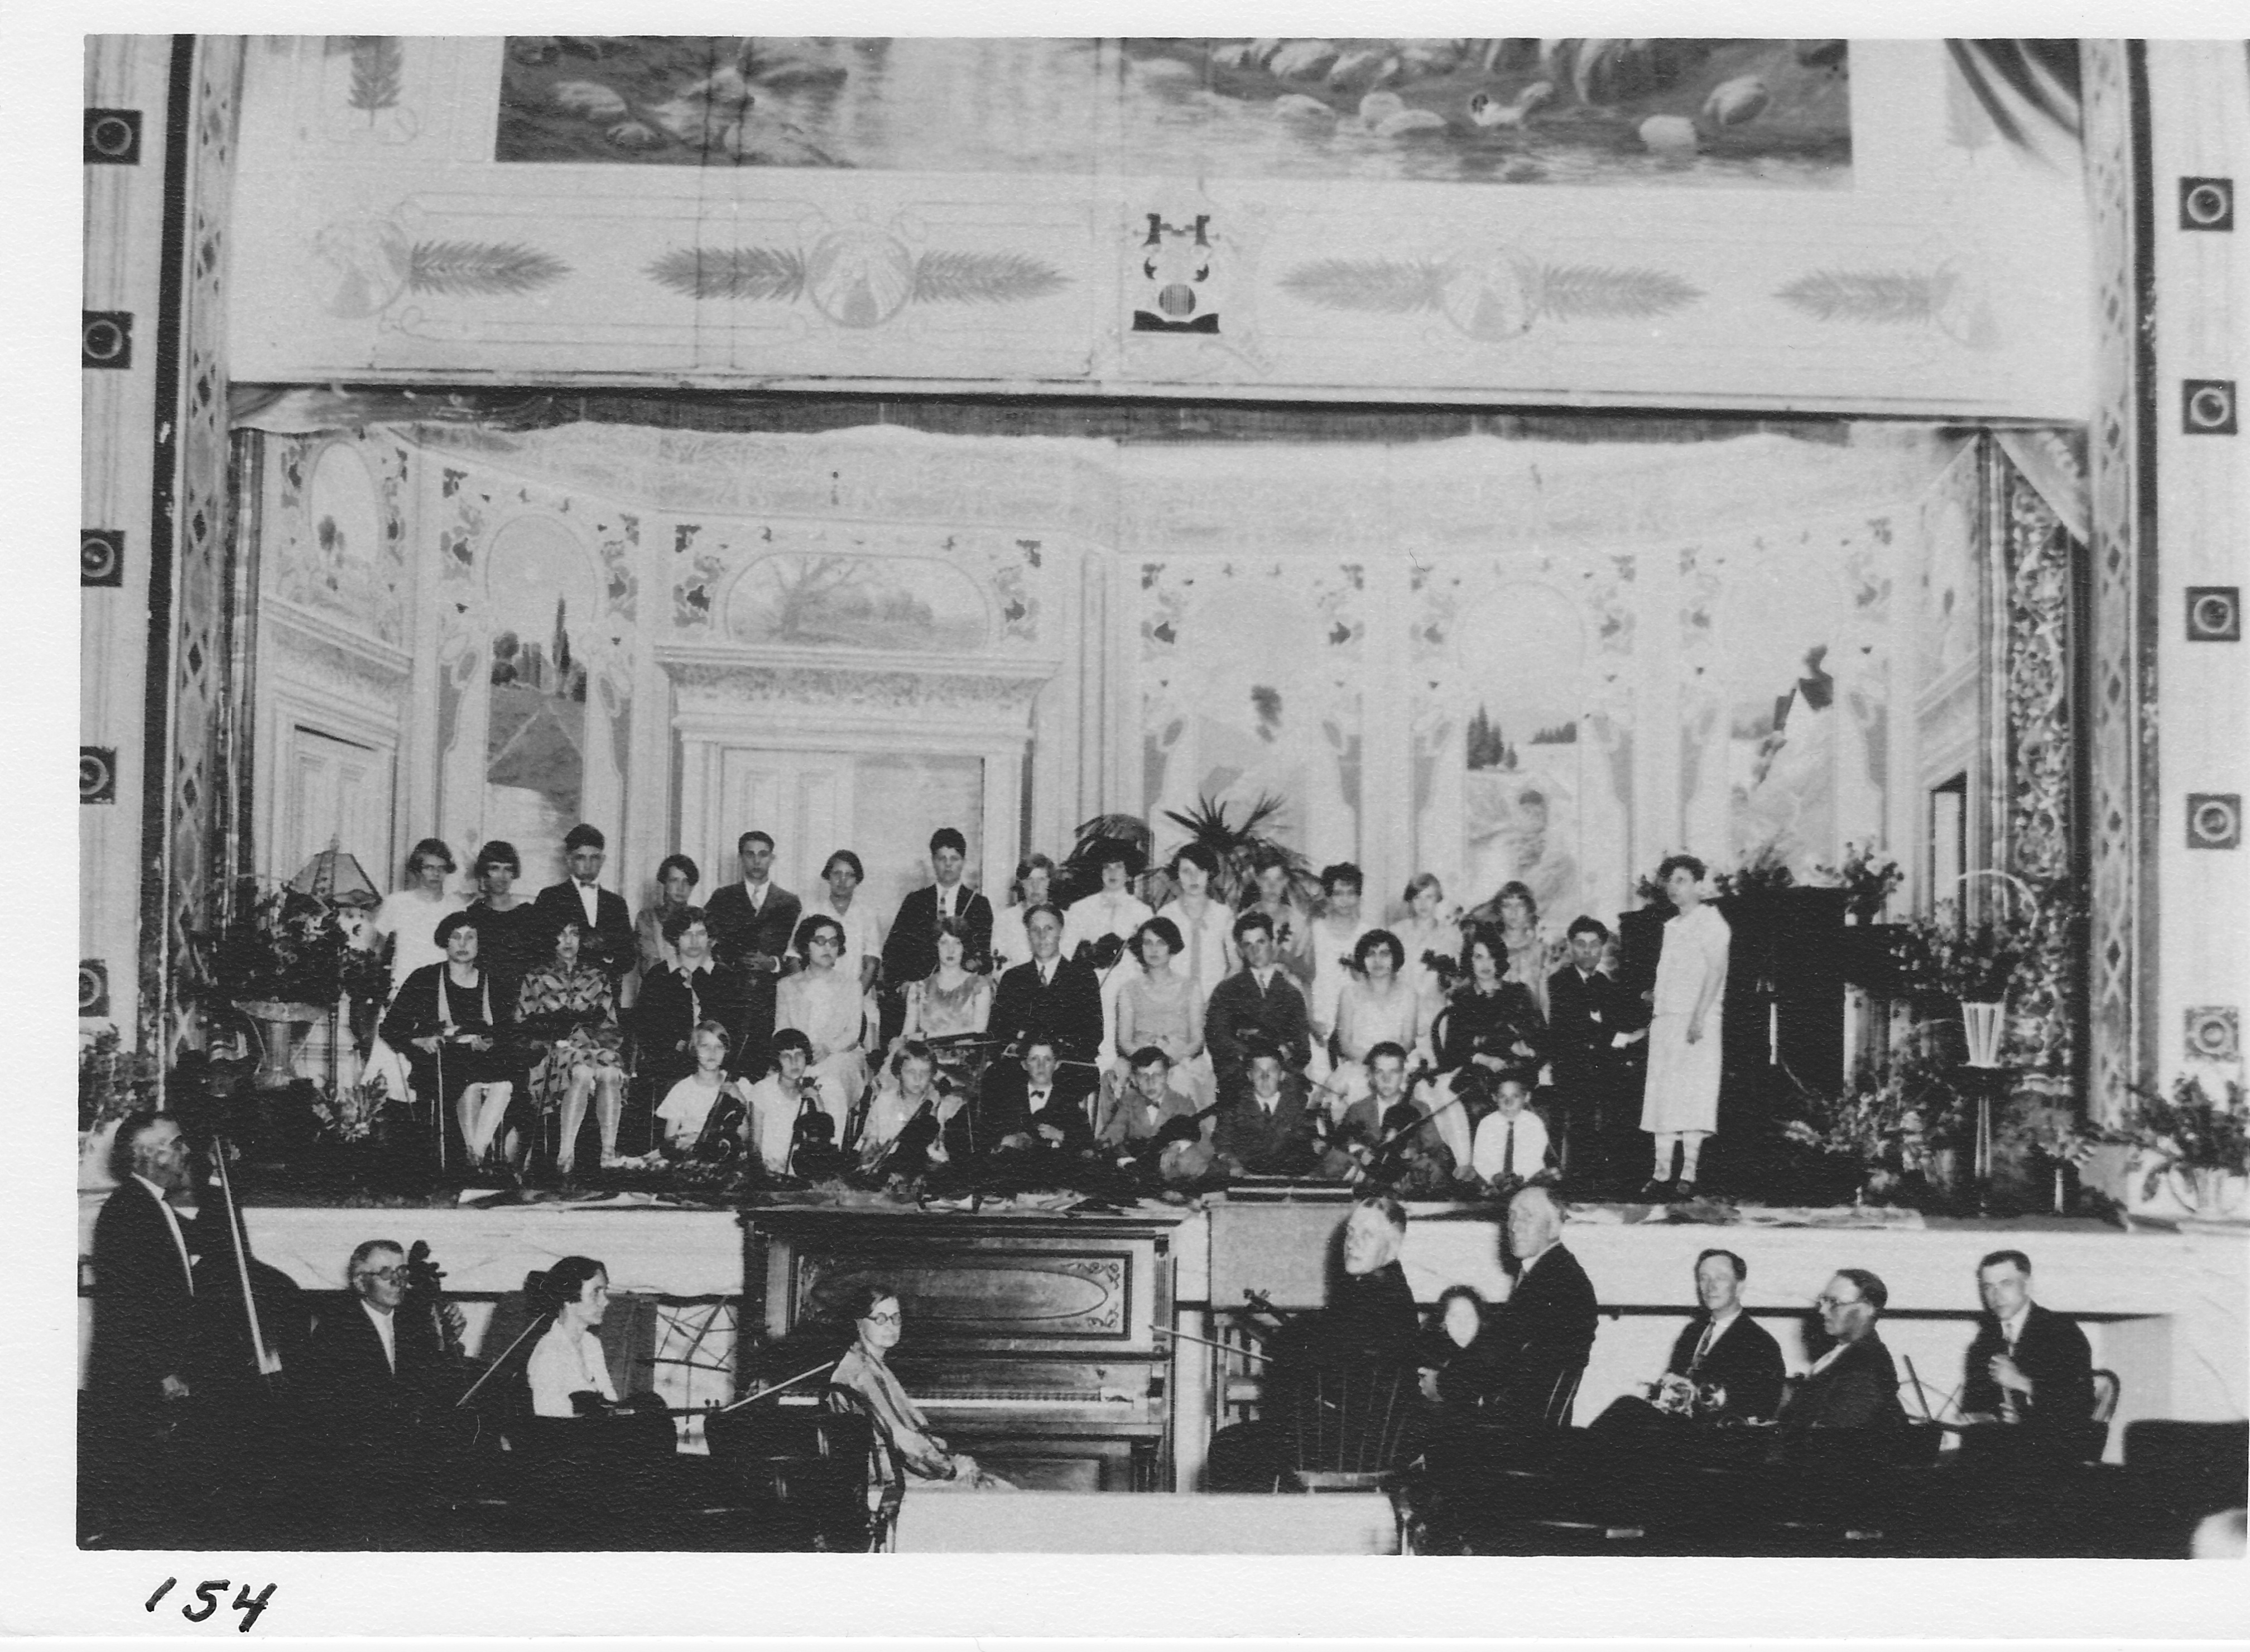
[{"xmin": 145, "ymin": 1579, "xmax": 276, "ymax": 1632}]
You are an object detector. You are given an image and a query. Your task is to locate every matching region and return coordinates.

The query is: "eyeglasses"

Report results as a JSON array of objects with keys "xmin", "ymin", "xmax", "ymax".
[
  {"xmin": 1814, "ymin": 1294, "xmax": 1864, "ymax": 1310},
  {"xmin": 861, "ymin": 1311, "xmax": 902, "ymax": 1326},
  {"xmin": 355, "ymin": 1267, "xmax": 408, "ymax": 1284}
]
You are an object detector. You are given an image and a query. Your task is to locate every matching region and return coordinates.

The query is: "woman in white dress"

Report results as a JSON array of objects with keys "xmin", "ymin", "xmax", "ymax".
[
  {"xmin": 1639, "ymin": 854, "xmax": 1731, "ymax": 1199},
  {"xmin": 1322, "ymin": 929, "xmax": 1428, "ymax": 1115},
  {"xmin": 1155, "ymin": 843, "xmax": 1237, "ymax": 1020},
  {"xmin": 1061, "ymin": 846, "xmax": 1155, "ymax": 1083},
  {"xmin": 988, "ymin": 853, "xmax": 1058, "ymax": 978},
  {"xmin": 1394, "ymin": 872, "xmax": 1464, "ymax": 1012},
  {"xmin": 526, "ymin": 1255, "xmax": 618, "ymax": 1417},
  {"xmin": 372, "ymin": 837, "xmax": 468, "ymax": 1002},
  {"xmin": 775, "ymin": 914, "xmax": 870, "ymax": 1130}
]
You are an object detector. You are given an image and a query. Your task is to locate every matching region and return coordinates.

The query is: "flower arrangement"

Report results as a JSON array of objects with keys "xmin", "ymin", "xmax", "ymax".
[
  {"xmin": 1783, "ymin": 1053, "xmax": 1971, "ymax": 1170},
  {"xmin": 79, "ymin": 1027, "xmax": 160, "ymax": 1131},
  {"xmin": 1814, "ymin": 840, "xmax": 1905, "ymax": 919},
  {"xmin": 1889, "ymin": 900, "xmax": 2032, "ymax": 1004},
  {"xmin": 1710, "ymin": 845, "xmax": 1798, "ymax": 899},
  {"xmin": 206, "ymin": 880, "xmax": 368, "ymax": 1009},
  {"xmin": 2105, "ymin": 1075, "xmax": 2250, "ymax": 1200}
]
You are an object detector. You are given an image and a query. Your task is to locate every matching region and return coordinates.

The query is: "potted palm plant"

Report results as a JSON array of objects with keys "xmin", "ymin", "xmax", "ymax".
[{"xmin": 1157, "ymin": 793, "xmax": 1320, "ymax": 910}]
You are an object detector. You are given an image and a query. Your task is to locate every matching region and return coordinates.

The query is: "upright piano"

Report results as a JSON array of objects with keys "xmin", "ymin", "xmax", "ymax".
[{"xmin": 744, "ymin": 1208, "xmax": 1184, "ymax": 1491}]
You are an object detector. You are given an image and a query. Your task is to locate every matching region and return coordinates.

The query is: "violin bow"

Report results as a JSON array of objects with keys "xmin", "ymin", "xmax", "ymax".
[{"xmin": 711, "ymin": 1358, "xmax": 841, "ymax": 1415}]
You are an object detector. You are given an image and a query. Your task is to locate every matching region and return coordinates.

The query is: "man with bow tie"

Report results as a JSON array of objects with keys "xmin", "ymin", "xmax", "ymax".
[
  {"xmin": 982, "ymin": 1033, "xmax": 1096, "ymax": 1156},
  {"xmin": 530, "ymin": 823, "xmax": 636, "ymax": 989},
  {"xmin": 703, "ymin": 829, "xmax": 802, "ymax": 1076}
]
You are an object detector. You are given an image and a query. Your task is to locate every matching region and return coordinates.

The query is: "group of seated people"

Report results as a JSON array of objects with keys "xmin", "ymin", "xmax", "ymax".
[
  {"xmin": 359, "ymin": 818, "xmax": 1652, "ymax": 1194},
  {"xmin": 1212, "ymin": 1190, "xmax": 2105, "ymax": 1492}
]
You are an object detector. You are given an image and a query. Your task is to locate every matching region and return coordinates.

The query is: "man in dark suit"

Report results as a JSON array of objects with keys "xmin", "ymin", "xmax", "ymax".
[
  {"xmin": 1213, "ymin": 1040, "xmax": 1321, "ymax": 1176},
  {"xmin": 86, "ymin": 1113, "xmax": 200, "ymax": 1416},
  {"xmin": 1660, "ymin": 1247, "xmax": 1786, "ymax": 1422},
  {"xmin": 1203, "ymin": 911, "xmax": 1313, "ymax": 1083},
  {"xmin": 702, "ymin": 829, "xmax": 802, "ymax": 1074},
  {"xmin": 1544, "ymin": 916, "xmax": 1647, "ymax": 1189},
  {"xmin": 1781, "ymin": 1267, "xmax": 1908, "ymax": 1437},
  {"xmin": 530, "ymin": 823, "xmax": 636, "ymax": 988},
  {"xmin": 980, "ymin": 1034, "xmax": 1098, "ymax": 1156},
  {"xmin": 988, "ymin": 903, "xmax": 1104, "ymax": 1066},
  {"xmin": 1960, "ymin": 1248, "xmax": 2096, "ymax": 1453},
  {"xmin": 879, "ymin": 827, "xmax": 994, "ymax": 1039},
  {"xmin": 1439, "ymin": 1184, "xmax": 1599, "ymax": 1427}
]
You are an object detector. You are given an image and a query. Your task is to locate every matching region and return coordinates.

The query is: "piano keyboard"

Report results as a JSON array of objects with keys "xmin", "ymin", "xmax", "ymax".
[{"xmin": 919, "ymin": 1388, "xmax": 1140, "ymax": 1409}]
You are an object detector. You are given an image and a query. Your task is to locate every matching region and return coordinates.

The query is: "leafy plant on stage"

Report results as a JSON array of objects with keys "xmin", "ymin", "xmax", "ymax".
[
  {"xmin": 2104, "ymin": 1075, "xmax": 2250, "ymax": 1199},
  {"xmin": 1633, "ymin": 868, "xmax": 1673, "ymax": 909},
  {"xmin": 1890, "ymin": 901, "xmax": 2031, "ymax": 1005},
  {"xmin": 310, "ymin": 1070, "xmax": 390, "ymax": 1146},
  {"xmin": 1814, "ymin": 840, "xmax": 1905, "ymax": 919},
  {"xmin": 1710, "ymin": 846, "xmax": 1797, "ymax": 899},
  {"xmin": 79, "ymin": 1027, "xmax": 160, "ymax": 1131},
  {"xmin": 1155, "ymin": 793, "xmax": 1321, "ymax": 910},
  {"xmin": 1781, "ymin": 1050, "xmax": 1973, "ymax": 1201},
  {"xmin": 1888, "ymin": 874, "xmax": 2081, "ymax": 1070}
]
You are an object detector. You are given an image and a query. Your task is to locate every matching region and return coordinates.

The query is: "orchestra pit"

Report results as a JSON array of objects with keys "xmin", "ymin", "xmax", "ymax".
[{"xmin": 77, "ymin": 36, "xmax": 2246, "ymax": 1564}]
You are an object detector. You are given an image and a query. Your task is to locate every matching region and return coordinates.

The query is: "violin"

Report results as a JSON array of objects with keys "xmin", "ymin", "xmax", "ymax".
[
  {"xmin": 689, "ymin": 1082, "xmax": 752, "ymax": 1164},
  {"xmin": 786, "ymin": 1082, "xmax": 844, "ymax": 1181}
]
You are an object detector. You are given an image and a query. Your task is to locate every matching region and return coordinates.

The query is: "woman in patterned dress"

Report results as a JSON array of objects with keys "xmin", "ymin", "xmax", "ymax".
[{"xmin": 516, "ymin": 913, "xmax": 627, "ymax": 1175}]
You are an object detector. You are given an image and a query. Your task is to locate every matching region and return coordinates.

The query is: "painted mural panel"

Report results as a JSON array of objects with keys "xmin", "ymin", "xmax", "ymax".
[
  {"xmin": 1142, "ymin": 560, "xmax": 1365, "ymax": 867},
  {"xmin": 483, "ymin": 515, "xmax": 598, "ymax": 882},
  {"xmin": 272, "ymin": 435, "xmax": 407, "ymax": 645},
  {"xmin": 493, "ymin": 37, "xmax": 1848, "ymax": 186},
  {"xmin": 1452, "ymin": 585, "xmax": 1590, "ymax": 920},
  {"xmin": 724, "ymin": 551, "xmax": 989, "ymax": 653}
]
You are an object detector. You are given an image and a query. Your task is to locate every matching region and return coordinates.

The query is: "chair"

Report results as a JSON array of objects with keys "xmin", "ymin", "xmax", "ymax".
[
  {"xmin": 819, "ymin": 1386, "xmax": 906, "ymax": 1552},
  {"xmin": 706, "ymin": 1398, "xmax": 886, "ymax": 1552},
  {"xmin": 2079, "ymin": 1368, "xmax": 2120, "ymax": 1461},
  {"xmin": 1287, "ymin": 1363, "xmax": 1421, "ymax": 1491},
  {"xmin": 1543, "ymin": 1364, "xmax": 1585, "ymax": 1429}
]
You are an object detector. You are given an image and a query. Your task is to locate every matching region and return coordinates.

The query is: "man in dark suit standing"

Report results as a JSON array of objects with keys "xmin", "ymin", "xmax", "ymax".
[
  {"xmin": 879, "ymin": 827, "xmax": 994, "ymax": 1040},
  {"xmin": 1203, "ymin": 911, "xmax": 1314, "ymax": 1083},
  {"xmin": 1545, "ymin": 916, "xmax": 1647, "ymax": 1189},
  {"xmin": 83, "ymin": 1113, "xmax": 201, "ymax": 1542},
  {"xmin": 702, "ymin": 829, "xmax": 801, "ymax": 1075},
  {"xmin": 1439, "ymin": 1184, "xmax": 1599, "ymax": 1427},
  {"xmin": 87, "ymin": 1113, "xmax": 200, "ymax": 1416},
  {"xmin": 988, "ymin": 904, "xmax": 1104, "ymax": 1066},
  {"xmin": 530, "ymin": 823, "xmax": 636, "ymax": 988},
  {"xmin": 1960, "ymin": 1248, "xmax": 2096, "ymax": 1453},
  {"xmin": 1213, "ymin": 1040, "xmax": 1321, "ymax": 1176}
]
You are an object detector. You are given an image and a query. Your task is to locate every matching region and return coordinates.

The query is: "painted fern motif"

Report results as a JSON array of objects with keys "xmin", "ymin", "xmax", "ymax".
[
  {"xmin": 348, "ymin": 37, "xmax": 404, "ymax": 117},
  {"xmin": 407, "ymin": 241, "xmax": 570, "ymax": 297},
  {"xmin": 1535, "ymin": 263, "xmax": 1703, "ymax": 319},
  {"xmin": 910, "ymin": 252, "xmax": 1069, "ymax": 305},
  {"xmin": 1279, "ymin": 259, "xmax": 1449, "ymax": 314},
  {"xmin": 1775, "ymin": 271, "xmax": 1939, "ymax": 325},
  {"xmin": 645, "ymin": 246, "xmax": 807, "ymax": 302}
]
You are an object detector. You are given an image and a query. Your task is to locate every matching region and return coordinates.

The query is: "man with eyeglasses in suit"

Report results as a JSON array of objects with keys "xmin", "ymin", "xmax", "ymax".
[{"xmin": 1779, "ymin": 1267, "xmax": 1908, "ymax": 1437}]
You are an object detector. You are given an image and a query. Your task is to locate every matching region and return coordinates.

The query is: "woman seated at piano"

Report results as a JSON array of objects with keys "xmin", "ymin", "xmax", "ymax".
[
  {"xmin": 830, "ymin": 1283, "xmax": 1015, "ymax": 1490},
  {"xmin": 776, "ymin": 914, "xmax": 872, "ymax": 1129}
]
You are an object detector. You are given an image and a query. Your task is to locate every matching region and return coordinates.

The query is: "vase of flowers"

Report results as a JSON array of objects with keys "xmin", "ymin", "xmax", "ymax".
[
  {"xmin": 79, "ymin": 1027, "xmax": 161, "ymax": 1189},
  {"xmin": 1782, "ymin": 1054, "xmax": 1972, "ymax": 1207},
  {"xmin": 2107, "ymin": 1076, "xmax": 2250, "ymax": 1218},
  {"xmin": 1815, "ymin": 841, "xmax": 1906, "ymax": 924}
]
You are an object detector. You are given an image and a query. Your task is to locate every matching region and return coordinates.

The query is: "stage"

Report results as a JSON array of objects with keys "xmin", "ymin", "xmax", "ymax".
[{"xmin": 80, "ymin": 1188, "xmax": 2247, "ymax": 1490}]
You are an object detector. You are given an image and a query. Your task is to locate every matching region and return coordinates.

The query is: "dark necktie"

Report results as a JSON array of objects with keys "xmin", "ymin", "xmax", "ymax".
[
  {"xmin": 1502, "ymin": 1120, "xmax": 1516, "ymax": 1178},
  {"xmin": 1030, "ymin": 1089, "xmax": 1048, "ymax": 1112},
  {"xmin": 1691, "ymin": 1319, "xmax": 1717, "ymax": 1370}
]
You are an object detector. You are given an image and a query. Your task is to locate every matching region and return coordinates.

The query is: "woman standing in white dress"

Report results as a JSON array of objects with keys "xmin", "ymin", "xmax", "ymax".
[
  {"xmin": 1639, "ymin": 854, "xmax": 1730, "ymax": 1200},
  {"xmin": 1155, "ymin": 843, "xmax": 1237, "ymax": 1019},
  {"xmin": 988, "ymin": 853, "xmax": 1058, "ymax": 977},
  {"xmin": 1061, "ymin": 846, "xmax": 1155, "ymax": 1084},
  {"xmin": 1394, "ymin": 872, "xmax": 1464, "ymax": 1013},
  {"xmin": 775, "ymin": 914, "xmax": 871, "ymax": 1130},
  {"xmin": 372, "ymin": 838, "xmax": 469, "ymax": 1001},
  {"xmin": 802, "ymin": 849, "xmax": 884, "ymax": 995},
  {"xmin": 1302, "ymin": 863, "xmax": 1373, "ymax": 1080}
]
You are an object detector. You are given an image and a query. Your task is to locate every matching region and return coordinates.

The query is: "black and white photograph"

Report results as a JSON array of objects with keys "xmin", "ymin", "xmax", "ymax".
[{"xmin": 29, "ymin": 7, "xmax": 2250, "ymax": 1638}]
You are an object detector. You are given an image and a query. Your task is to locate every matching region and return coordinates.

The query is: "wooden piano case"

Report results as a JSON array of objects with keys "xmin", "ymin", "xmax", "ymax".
[{"xmin": 746, "ymin": 1209, "xmax": 1181, "ymax": 1491}]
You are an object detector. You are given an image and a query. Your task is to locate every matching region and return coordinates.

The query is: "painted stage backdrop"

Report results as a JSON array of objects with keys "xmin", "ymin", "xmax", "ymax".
[
  {"xmin": 229, "ymin": 38, "xmax": 2089, "ymax": 417},
  {"xmin": 492, "ymin": 37, "xmax": 1849, "ymax": 188}
]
